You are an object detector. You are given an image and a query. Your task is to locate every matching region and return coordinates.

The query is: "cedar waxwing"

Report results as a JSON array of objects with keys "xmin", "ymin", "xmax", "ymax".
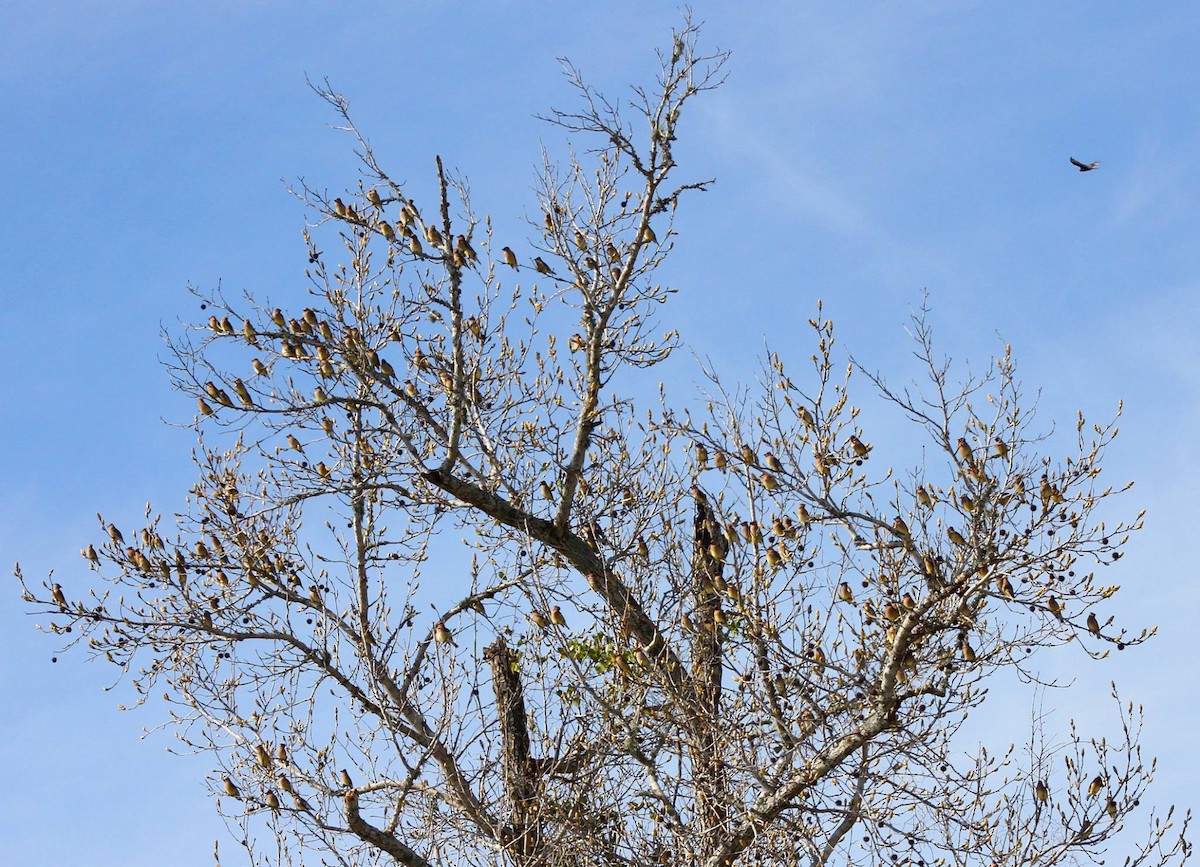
[
  {"xmin": 425, "ymin": 225, "xmax": 443, "ymax": 248},
  {"xmin": 636, "ymin": 537, "xmax": 649, "ymax": 560},
  {"xmin": 740, "ymin": 444, "xmax": 757, "ymax": 464},
  {"xmin": 893, "ymin": 516, "xmax": 911, "ymax": 537},
  {"xmin": 255, "ymin": 744, "xmax": 271, "ymax": 769},
  {"xmin": 534, "ymin": 257, "xmax": 553, "ymax": 275},
  {"xmin": 994, "ymin": 439, "xmax": 1009, "ymax": 458},
  {"xmin": 1106, "ymin": 797, "xmax": 1118, "ymax": 819},
  {"xmin": 811, "ymin": 646, "xmax": 826, "ymax": 667},
  {"xmin": 797, "ymin": 504, "xmax": 812, "ymax": 523},
  {"xmin": 634, "ymin": 648, "xmax": 650, "ymax": 668},
  {"xmin": 947, "ymin": 527, "xmax": 966, "ymax": 546},
  {"xmin": 51, "ymin": 583, "xmax": 67, "ymax": 608},
  {"xmin": 1088, "ymin": 775, "xmax": 1105, "ymax": 798},
  {"xmin": 540, "ymin": 481, "xmax": 554, "ymax": 501},
  {"xmin": 456, "ymin": 235, "xmax": 476, "ymax": 263},
  {"xmin": 997, "ymin": 575, "xmax": 1015, "ymax": 600},
  {"xmin": 884, "ymin": 601, "xmax": 901, "ymax": 622},
  {"xmin": 765, "ymin": 452, "xmax": 783, "ymax": 472},
  {"xmin": 367, "ymin": 188, "xmax": 383, "ymax": 208},
  {"xmin": 1070, "ymin": 157, "xmax": 1101, "ymax": 172},
  {"xmin": 409, "ymin": 236, "xmax": 424, "ymax": 256},
  {"xmin": 695, "ymin": 443, "xmax": 709, "ymax": 466},
  {"xmin": 502, "ymin": 247, "xmax": 519, "ymax": 269},
  {"xmin": 277, "ymin": 744, "xmax": 288, "ymax": 764},
  {"xmin": 84, "ymin": 544, "xmax": 99, "ymax": 563},
  {"xmin": 956, "ymin": 437, "xmax": 974, "ymax": 463},
  {"xmin": 333, "ymin": 198, "xmax": 347, "ymax": 217},
  {"xmin": 1013, "ymin": 476, "xmax": 1026, "ymax": 498},
  {"xmin": 313, "ymin": 386, "xmax": 328, "ymax": 404},
  {"xmin": 916, "ymin": 485, "xmax": 933, "ymax": 508},
  {"xmin": 681, "ymin": 611, "xmax": 694, "ymax": 632},
  {"xmin": 574, "ymin": 230, "xmax": 587, "ymax": 250},
  {"xmin": 242, "ymin": 320, "xmax": 258, "ymax": 345},
  {"xmin": 1046, "ymin": 595, "xmax": 1062, "ymax": 619},
  {"xmin": 712, "ymin": 608, "xmax": 727, "ymax": 626},
  {"xmin": 1087, "ymin": 612, "xmax": 1100, "ymax": 636},
  {"xmin": 529, "ymin": 611, "xmax": 549, "ymax": 629},
  {"xmin": 435, "ymin": 622, "xmax": 456, "ymax": 645},
  {"xmin": 233, "ymin": 378, "xmax": 254, "ymax": 408},
  {"xmin": 550, "ymin": 605, "xmax": 568, "ymax": 627},
  {"xmin": 583, "ymin": 254, "xmax": 599, "ymax": 270},
  {"xmin": 309, "ymin": 585, "xmax": 322, "ymax": 604},
  {"xmin": 714, "ymin": 451, "xmax": 727, "ymax": 472},
  {"xmin": 765, "ymin": 546, "xmax": 782, "ymax": 568},
  {"xmin": 379, "ymin": 221, "xmax": 396, "ymax": 241},
  {"xmin": 838, "ymin": 582, "xmax": 854, "ymax": 603},
  {"xmin": 760, "ymin": 472, "xmax": 780, "ymax": 491},
  {"xmin": 1035, "ymin": 780, "xmax": 1049, "ymax": 804},
  {"xmin": 814, "ymin": 454, "xmax": 830, "ymax": 476},
  {"xmin": 613, "ymin": 653, "xmax": 632, "ymax": 676},
  {"xmin": 339, "ymin": 769, "xmax": 353, "ymax": 788},
  {"xmin": 797, "ymin": 406, "xmax": 815, "ymax": 428},
  {"xmin": 107, "ymin": 523, "xmax": 124, "ymax": 544},
  {"xmin": 251, "ymin": 358, "xmax": 268, "ymax": 377},
  {"xmin": 707, "ymin": 542, "xmax": 725, "ymax": 562},
  {"xmin": 848, "ymin": 435, "xmax": 870, "ymax": 457},
  {"xmin": 605, "ymin": 242, "xmax": 619, "ymax": 261},
  {"xmin": 641, "ymin": 225, "xmax": 657, "ymax": 243},
  {"xmin": 278, "ymin": 774, "xmax": 293, "ymax": 793},
  {"xmin": 960, "ymin": 638, "xmax": 976, "ymax": 662},
  {"xmin": 264, "ymin": 790, "xmax": 280, "ymax": 810},
  {"xmin": 270, "ymin": 308, "xmax": 287, "ymax": 328},
  {"xmin": 960, "ymin": 494, "xmax": 976, "ymax": 512},
  {"xmin": 291, "ymin": 792, "xmax": 311, "ymax": 812},
  {"xmin": 223, "ymin": 777, "xmax": 241, "ymax": 798},
  {"xmin": 316, "ymin": 462, "xmax": 331, "ymax": 480},
  {"xmin": 198, "ymin": 397, "xmax": 214, "ymax": 416}
]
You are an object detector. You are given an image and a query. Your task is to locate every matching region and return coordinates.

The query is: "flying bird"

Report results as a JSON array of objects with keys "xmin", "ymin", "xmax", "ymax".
[{"xmin": 1070, "ymin": 157, "xmax": 1100, "ymax": 172}]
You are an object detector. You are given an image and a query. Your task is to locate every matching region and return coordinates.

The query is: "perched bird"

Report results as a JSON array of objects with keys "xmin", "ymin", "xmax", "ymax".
[
  {"xmin": 1035, "ymin": 780, "xmax": 1049, "ymax": 804},
  {"xmin": 223, "ymin": 777, "xmax": 241, "ymax": 798},
  {"xmin": 435, "ymin": 623, "xmax": 456, "ymax": 645},
  {"xmin": 916, "ymin": 485, "xmax": 933, "ymax": 508},
  {"xmin": 1086, "ymin": 612, "xmax": 1101, "ymax": 636},
  {"xmin": 232, "ymin": 378, "xmax": 254, "ymax": 408},
  {"xmin": 332, "ymin": 198, "xmax": 347, "ymax": 217},
  {"xmin": 892, "ymin": 516, "xmax": 911, "ymax": 538},
  {"xmin": 550, "ymin": 605, "xmax": 568, "ymax": 627},
  {"xmin": 255, "ymin": 744, "xmax": 272, "ymax": 769},
  {"xmin": 797, "ymin": 406, "xmax": 815, "ymax": 428},
  {"xmin": 641, "ymin": 225, "xmax": 657, "ymax": 244},
  {"xmin": 501, "ymin": 247, "xmax": 519, "ymax": 269},
  {"xmin": 198, "ymin": 397, "xmax": 214, "ymax": 416},
  {"xmin": 265, "ymin": 791, "xmax": 280, "ymax": 810},
  {"xmin": 529, "ymin": 610, "xmax": 549, "ymax": 629},
  {"xmin": 367, "ymin": 188, "xmax": 383, "ymax": 208},
  {"xmin": 960, "ymin": 638, "xmax": 977, "ymax": 662},
  {"xmin": 994, "ymin": 439, "xmax": 1009, "ymax": 458},
  {"xmin": 574, "ymin": 230, "xmax": 587, "ymax": 250},
  {"xmin": 764, "ymin": 452, "xmax": 783, "ymax": 472},
  {"xmin": 539, "ymin": 480, "xmax": 554, "ymax": 501},
  {"xmin": 997, "ymin": 575, "xmax": 1015, "ymax": 600},
  {"xmin": 277, "ymin": 774, "xmax": 293, "ymax": 793},
  {"xmin": 714, "ymin": 451, "xmax": 727, "ymax": 472},
  {"xmin": 740, "ymin": 444, "xmax": 757, "ymax": 464},
  {"xmin": 1088, "ymin": 775, "xmax": 1105, "ymax": 798},
  {"xmin": 760, "ymin": 472, "xmax": 780, "ymax": 491},
  {"xmin": 848, "ymin": 435, "xmax": 870, "ymax": 457},
  {"xmin": 1070, "ymin": 157, "xmax": 1100, "ymax": 172},
  {"xmin": 1106, "ymin": 797, "xmax": 1118, "ymax": 819},
  {"xmin": 947, "ymin": 527, "xmax": 966, "ymax": 546},
  {"xmin": 340, "ymin": 769, "xmax": 353, "ymax": 789},
  {"xmin": 51, "ymin": 583, "xmax": 67, "ymax": 608},
  {"xmin": 956, "ymin": 437, "xmax": 974, "ymax": 463},
  {"xmin": 1046, "ymin": 595, "xmax": 1062, "ymax": 619},
  {"xmin": 695, "ymin": 443, "xmax": 709, "ymax": 466},
  {"xmin": 838, "ymin": 582, "xmax": 854, "ymax": 603},
  {"xmin": 534, "ymin": 257, "xmax": 554, "ymax": 275},
  {"xmin": 379, "ymin": 221, "xmax": 396, "ymax": 241}
]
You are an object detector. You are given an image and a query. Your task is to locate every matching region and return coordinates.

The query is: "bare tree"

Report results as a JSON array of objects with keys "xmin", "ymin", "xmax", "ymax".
[{"xmin": 18, "ymin": 18, "xmax": 1191, "ymax": 867}]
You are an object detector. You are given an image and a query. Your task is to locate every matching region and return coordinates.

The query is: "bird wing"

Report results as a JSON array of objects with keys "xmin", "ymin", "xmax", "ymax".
[{"xmin": 1069, "ymin": 157, "xmax": 1086, "ymax": 168}]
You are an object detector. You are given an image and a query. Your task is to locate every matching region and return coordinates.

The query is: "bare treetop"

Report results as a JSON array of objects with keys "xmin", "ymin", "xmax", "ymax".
[{"xmin": 18, "ymin": 16, "xmax": 1188, "ymax": 867}]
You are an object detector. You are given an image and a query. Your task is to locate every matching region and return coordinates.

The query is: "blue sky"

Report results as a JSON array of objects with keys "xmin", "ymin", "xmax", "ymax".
[{"xmin": 3, "ymin": 2, "xmax": 1198, "ymax": 863}]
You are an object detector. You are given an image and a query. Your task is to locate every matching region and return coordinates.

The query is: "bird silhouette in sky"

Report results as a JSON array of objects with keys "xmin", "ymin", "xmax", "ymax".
[{"xmin": 1070, "ymin": 157, "xmax": 1100, "ymax": 172}]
